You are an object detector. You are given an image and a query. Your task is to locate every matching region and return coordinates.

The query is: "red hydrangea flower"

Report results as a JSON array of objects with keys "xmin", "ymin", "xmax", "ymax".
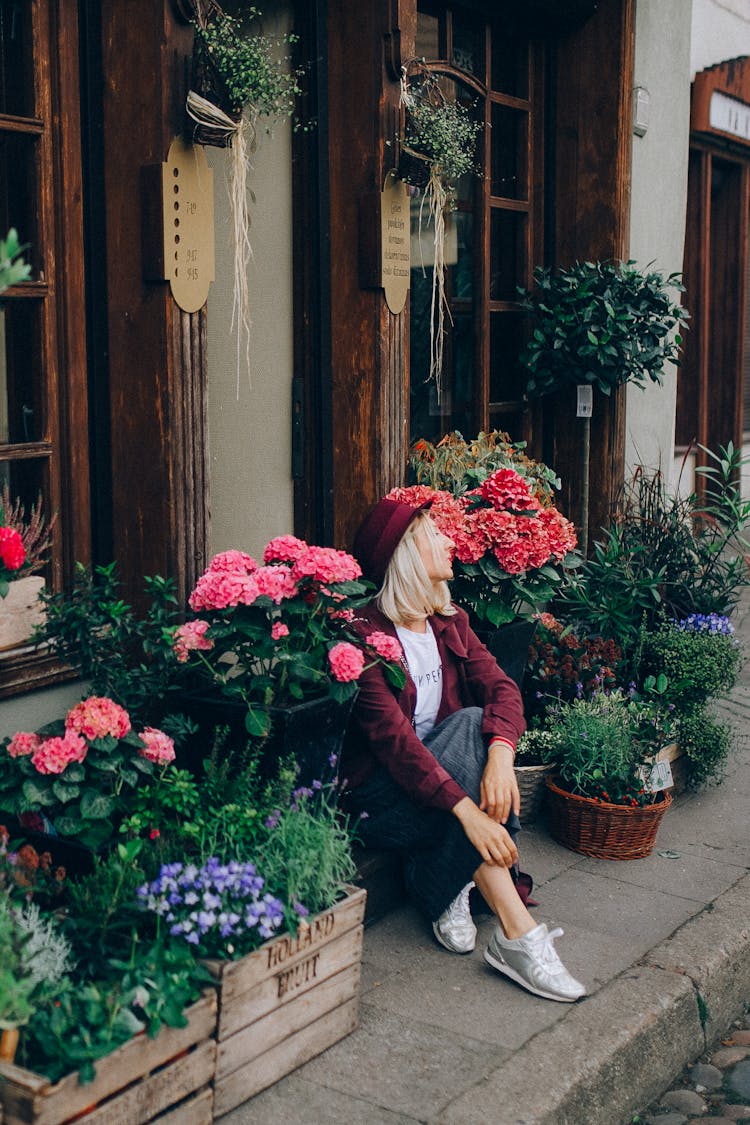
[
  {"xmin": 0, "ymin": 526, "xmax": 26, "ymax": 571},
  {"xmin": 65, "ymin": 697, "xmax": 131, "ymax": 741}
]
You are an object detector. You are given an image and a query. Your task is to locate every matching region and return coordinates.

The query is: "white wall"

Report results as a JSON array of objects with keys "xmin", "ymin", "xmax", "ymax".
[
  {"xmin": 205, "ymin": 4, "xmax": 295, "ymax": 562},
  {"xmin": 691, "ymin": 0, "xmax": 750, "ymax": 76},
  {"xmin": 625, "ymin": 0, "xmax": 693, "ymax": 479}
]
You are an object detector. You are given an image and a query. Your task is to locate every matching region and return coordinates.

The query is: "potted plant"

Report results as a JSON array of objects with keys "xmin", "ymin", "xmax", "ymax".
[
  {"xmin": 0, "ymin": 697, "xmax": 176, "ymax": 851},
  {"xmin": 0, "ymin": 487, "xmax": 55, "ymax": 651},
  {"xmin": 557, "ymin": 443, "xmax": 750, "ymax": 652},
  {"xmin": 543, "ymin": 689, "xmax": 676, "ymax": 860},
  {"xmin": 185, "ymin": 3, "xmax": 307, "ymax": 384},
  {"xmin": 642, "ymin": 613, "xmax": 742, "ymax": 789},
  {"xmin": 513, "ymin": 727, "xmax": 561, "ymax": 824},
  {"xmin": 397, "ymin": 60, "xmax": 481, "ymax": 399},
  {"xmin": 523, "ymin": 612, "xmax": 625, "ymax": 723},
  {"xmin": 35, "ymin": 562, "xmax": 187, "ymax": 729},
  {"xmin": 386, "ymin": 467, "xmax": 579, "ymax": 683},
  {"xmin": 519, "ymin": 260, "xmax": 689, "ymax": 553},
  {"xmin": 134, "ymin": 763, "xmax": 366, "ymax": 1113},
  {"xmin": 173, "ymin": 538, "xmax": 405, "ymax": 779}
]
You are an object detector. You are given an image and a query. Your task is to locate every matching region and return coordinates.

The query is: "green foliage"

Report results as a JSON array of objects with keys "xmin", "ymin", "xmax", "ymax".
[
  {"xmin": 557, "ymin": 445, "xmax": 750, "ymax": 650},
  {"xmin": 0, "ymin": 899, "xmax": 37, "ymax": 1029},
  {"xmin": 35, "ymin": 562, "xmax": 184, "ymax": 725},
  {"xmin": 408, "ymin": 430, "xmax": 561, "ymax": 501},
  {"xmin": 642, "ymin": 622, "xmax": 741, "ymax": 711},
  {"xmin": 0, "ymin": 228, "xmax": 31, "ymax": 295},
  {"xmin": 399, "ymin": 61, "xmax": 481, "ymax": 190},
  {"xmin": 260, "ymin": 782, "xmax": 357, "ymax": 922},
  {"xmin": 676, "ymin": 706, "xmax": 733, "ymax": 789},
  {"xmin": 514, "ymin": 727, "xmax": 562, "ymax": 766},
  {"xmin": 523, "ymin": 614, "xmax": 625, "ymax": 722},
  {"xmin": 519, "ymin": 259, "xmax": 688, "ymax": 398},
  {"xmin": 194, "ymin": 8, "xmax": 303, "ymax": 121},
  {"xmin": 550, "ymin": 690, "xmax": 676, "ymax": 805}
]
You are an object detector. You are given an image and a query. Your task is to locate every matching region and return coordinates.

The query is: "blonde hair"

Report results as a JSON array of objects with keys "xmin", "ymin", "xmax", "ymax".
[{"xmin": 376, "ymin": 512, "xmax": 456, "ymax": 625}]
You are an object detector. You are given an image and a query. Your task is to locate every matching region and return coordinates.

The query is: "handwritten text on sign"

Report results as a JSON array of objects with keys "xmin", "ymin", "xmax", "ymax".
[{"xmin": 381, "ymin": 172, "xmax": 410, "ymax": 314}]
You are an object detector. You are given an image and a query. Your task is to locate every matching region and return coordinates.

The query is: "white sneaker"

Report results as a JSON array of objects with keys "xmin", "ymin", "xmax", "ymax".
[
  {"xmin": 432, "ymin": 882, "xmax": 477, "ymax": 953},
  {"xmin": 484, "ymin": 922, "xmax": 586, "ymax": 1002}
]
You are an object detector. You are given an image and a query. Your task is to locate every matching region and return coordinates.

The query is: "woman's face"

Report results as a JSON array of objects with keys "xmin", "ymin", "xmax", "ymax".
[{"xmin": 415, "ymin": 517, "xmax": 455, "ymax": 582}]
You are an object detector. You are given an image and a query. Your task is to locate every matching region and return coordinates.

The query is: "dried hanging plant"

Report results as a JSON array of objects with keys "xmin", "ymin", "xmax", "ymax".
[
  {"xmin": 186, "ymin": 5, "xmax": 306, "ymax": 392},
  {"xmin": 398, "ymin": 61, "xmax": 481, "ymax": 402}
]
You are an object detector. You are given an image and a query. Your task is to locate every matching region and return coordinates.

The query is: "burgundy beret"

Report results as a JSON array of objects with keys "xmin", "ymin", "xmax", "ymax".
[{"xmin": 352, "ymin": 498, "xmax": 429, "ymax": 584}]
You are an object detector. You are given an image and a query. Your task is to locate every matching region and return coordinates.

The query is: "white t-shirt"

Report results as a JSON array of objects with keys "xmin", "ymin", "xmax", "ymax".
[{"xmin": 396, "ymin": 622, "xmax": 443, "ymax": 739}]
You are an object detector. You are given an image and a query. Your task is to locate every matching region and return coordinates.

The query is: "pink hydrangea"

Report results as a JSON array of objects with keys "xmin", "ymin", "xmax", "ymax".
[
  {"xmin": 0, "ymin": 526, "xmax": 26, "ymax": 571},
  {"xmin": 263, "ymin": 535, "xmax": 309, "ymax": 564},
  {"xmin": 207, "ymin": 550, "xmax": 257, "ymax": 574},
  {"xmin": 328, "ymin": 642, "xmax": 365, "ymax": 683},
  {"xmin": 32, "ymin": 731, "xmax": 88, "ymax": 775},
  {"xmin": 479, "ymin": 469, "xmax": 540, "ymax": 512},
  {"xmin": 291, "ymin": 546, "xmax": 362, "ymax": 585},
  {"xmin": 536, "ymin": 507, "xmax": 577, "ymax": 558},
  {"xmin": 6, "ymin": 731, "xmax": 42, "ymax": 759},
  {"xmin": 66, "ymin": 697, "xmax": 131, "ymax": 741},
  {"xmin": 173, "ymin": 620, "xmax": 214, "ymax": 662},
  {"xmin": 189, "ymin": 568, "xmax": 258, "ymax": 611},
  {"xmin": 252, "ymin": 566, "xmax": 299, "ymax": 604},
  {"xmin": 138, "ymin": 727, "xmax": 176, "ymax": 765},
  {"xmin": 365, "ymin": 632, "xmax": 403, "ymax": 663},
  {"xmin": 385, "ymin": 484, "xmax": 444, "ymax": 508},
  {"xmin": 271, "ymin": 621, "xmax": 290, "ymax": 640}
]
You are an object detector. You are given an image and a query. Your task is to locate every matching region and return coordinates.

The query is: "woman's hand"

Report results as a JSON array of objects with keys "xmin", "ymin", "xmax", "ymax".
[
  {"xmin": 452, "ymin": 797, "xmax": 518, "ymax": 868},
  {"xmin": 480, "ymin": 740, "xmax": 520, "ymax": 824}
]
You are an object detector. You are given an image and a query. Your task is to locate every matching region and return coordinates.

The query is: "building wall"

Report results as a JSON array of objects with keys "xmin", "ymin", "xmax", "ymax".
[
  {"xmin": 205, "ymin": 4, "xmax": 295, "ymax": 561},
  {"xmin": 625, "ymin": 0, "xmax": 692, "ymax": 478},
  {"xmin": 691, "ymin": 0, "xmax": 750, "ymax": 76}
]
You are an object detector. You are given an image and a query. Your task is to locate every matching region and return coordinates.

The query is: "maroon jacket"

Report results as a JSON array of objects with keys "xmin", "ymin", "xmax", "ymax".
[{"xmin": 342, "ymin": 603, "xmax": 526, "ymax": 812}]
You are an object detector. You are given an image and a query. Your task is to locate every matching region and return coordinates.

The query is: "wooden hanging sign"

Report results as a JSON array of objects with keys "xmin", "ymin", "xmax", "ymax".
[
  {"xmin": 380, "ymin": 171, "xmax": 410, "ymax": 314},
  {"xmin": 161, "ymin": 137, "xmax": 215, "ymax": 312}
]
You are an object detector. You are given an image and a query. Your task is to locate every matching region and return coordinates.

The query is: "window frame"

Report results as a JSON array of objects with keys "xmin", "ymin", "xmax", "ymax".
[{"xmin": 0, "ymin": 0, "xmax": 90, "ymax": 696}]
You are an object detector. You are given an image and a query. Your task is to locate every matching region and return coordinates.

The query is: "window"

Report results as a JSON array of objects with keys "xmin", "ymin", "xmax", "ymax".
[
  {"xmin": 409, "ymin": 3, "xmax": 546, "ymax": 444},
  {"xmin": 0, "ymin": 0, "xmax": 89, "ymax": 689}
]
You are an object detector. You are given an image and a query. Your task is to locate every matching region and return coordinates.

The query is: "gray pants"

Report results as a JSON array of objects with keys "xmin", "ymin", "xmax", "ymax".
[{"xmin": 348, "ymin": 707, "xmax": 521, "ymax": 921}]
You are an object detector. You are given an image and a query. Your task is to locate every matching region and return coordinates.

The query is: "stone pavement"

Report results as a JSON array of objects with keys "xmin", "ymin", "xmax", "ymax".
[{"xmin": 222, "ymin": 601, "xmax": 750, "ymax": 1124}]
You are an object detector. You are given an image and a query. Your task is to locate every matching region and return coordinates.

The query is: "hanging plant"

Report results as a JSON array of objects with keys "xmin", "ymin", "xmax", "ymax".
[
  {"xmin": 398, "ymin": 60, "xmax": 481, "ymax": 401},
  {"xmin": 185, "ymin": 3, "xmax": 306, "ymax": 388}
]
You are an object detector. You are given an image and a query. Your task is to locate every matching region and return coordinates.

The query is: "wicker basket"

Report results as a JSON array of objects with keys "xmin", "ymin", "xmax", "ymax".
[
  {"xmin": 544, "ymin": 776, "xmax": 672, "ymax": 861},
  {"xmin": 516, "ymin": 762, "xmax": 556, "ymax": 823}
]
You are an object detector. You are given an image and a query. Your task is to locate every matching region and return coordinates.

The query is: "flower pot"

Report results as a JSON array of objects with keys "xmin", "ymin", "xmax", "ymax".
[
  {"xmin": 0, "ymin": 575, "xmax": 45, "ymax": 651},
  {"xmin": 474, "ymin": 618, "xmax": 538, "ymax": 690},
  {"xmin": 515, "ymin": 761, "xmax": 556, "ymax": 823},
  {"xmin": 0, "ymin": 992, "xmax": 216, "ymax": 1125},
  {"xmin": 544, "ymin": 775, "xmax": 672, "ymax": 861},
  {"xmin": 177, "ymin": 692, "xmax": 355, "ymax": 786},
  {"xmin": 204, "ymin": 886, "xmax": 366, "ymax": 1115}
]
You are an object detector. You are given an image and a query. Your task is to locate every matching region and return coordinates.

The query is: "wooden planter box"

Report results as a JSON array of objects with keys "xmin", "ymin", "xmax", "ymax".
[
  {"xmin": 0, "ymin": 992, "xmax": 217, "ymax": 1125},
  {"xmin": 656, "ymin": 741, "xmax": 688, "ymax": 795},
  {"xmin": 205, "ymin": 885, "xmax": 366, "ymax": 1116}
]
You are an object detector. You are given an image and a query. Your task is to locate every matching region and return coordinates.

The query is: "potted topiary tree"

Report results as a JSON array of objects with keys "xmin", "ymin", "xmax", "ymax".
[{"xmin": 519, "ymin": 260, "xmax": 689, "ymax": 553}]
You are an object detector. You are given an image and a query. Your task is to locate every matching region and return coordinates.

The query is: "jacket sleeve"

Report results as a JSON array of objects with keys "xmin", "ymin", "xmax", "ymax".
[
  {"xmin": 349, "ymin": 658, "xmax": 467, "ymax": 812},
  {"xmin": 453, "ymin": 610, "xmax": 527, "ymax": 749}
]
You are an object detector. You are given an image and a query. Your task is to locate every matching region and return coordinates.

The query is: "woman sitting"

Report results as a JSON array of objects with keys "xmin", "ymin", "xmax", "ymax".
[{"xmin": 342, "ymin": 497, "xmax": 585, "ymax": 1003}]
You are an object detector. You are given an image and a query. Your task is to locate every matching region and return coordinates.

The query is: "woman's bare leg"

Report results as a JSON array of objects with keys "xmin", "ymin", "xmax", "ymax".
[{"xmin": 473, "ymin": 862, "xmax": 535, "ymax": 940}]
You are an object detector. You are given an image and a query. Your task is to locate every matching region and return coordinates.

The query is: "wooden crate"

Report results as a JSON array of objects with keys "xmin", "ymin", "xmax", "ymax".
[
  {"xmin": 0, "ymin": 992, "xmax": 216, "ymax": 1125},
  {"xmin": 656, "ymin": 741, "xmax": 688, "ymax": 795},
  {"xmin": 205, "ymin": 885, "xmax": 366, "ymax": 1116}
]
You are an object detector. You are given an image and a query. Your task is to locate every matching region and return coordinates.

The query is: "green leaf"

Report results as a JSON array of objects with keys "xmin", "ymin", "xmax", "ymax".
[
  {"xmin": 52, "ymin": 780, "xmax": 80, "ymax": 803},
  {"xmin": 79, "ymin": 790, "xmax": 116, "ymax": 820},
  {"xmin": 21, "ymin": 778, "xmax": 57, "ymax": 808},
  {"xmin": 245, "ymin": 708, "xmax": 271, "ymax": 737}
]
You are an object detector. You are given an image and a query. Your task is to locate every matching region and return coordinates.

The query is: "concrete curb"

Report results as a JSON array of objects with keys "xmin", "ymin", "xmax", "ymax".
[{"xmin": 436, "ymin": 872, "xmax": 750, "ymax": 1125}]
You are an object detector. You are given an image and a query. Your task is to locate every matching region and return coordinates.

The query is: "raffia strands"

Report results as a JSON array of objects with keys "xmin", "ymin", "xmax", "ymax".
[
  {"xmin": 419, "ymin": 170, "xmax": 452, "ymax": 404},
  {"xmin": 186, "ymin": 91, "xmax": 255, "ymax": 397}
]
